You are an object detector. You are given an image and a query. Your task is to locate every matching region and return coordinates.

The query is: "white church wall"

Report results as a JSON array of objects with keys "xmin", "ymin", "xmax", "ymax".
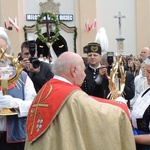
[
  {"xmin": 0, "ymin": 0, "xmax": 137, "ymax": 56},
  {"xmin": 23, "ymin": 0, "xmax": 75, "ymax": 53},
  {"xmin": 96, "ymin": 0, "xmax": 136, "ymax": 55}
]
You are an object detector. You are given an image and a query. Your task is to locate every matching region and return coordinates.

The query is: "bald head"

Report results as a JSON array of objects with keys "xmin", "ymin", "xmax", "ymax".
[
  {"xmin": 140, "ymin": 47, "xmax": 150, "ymax": 60},
  {"xmin": 52, "ymin": 52, "xmax": 86, "ymax": 86}
]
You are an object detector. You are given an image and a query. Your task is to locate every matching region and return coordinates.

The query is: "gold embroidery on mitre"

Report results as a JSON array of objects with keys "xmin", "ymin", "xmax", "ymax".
[{"xmin": 91, "ymin": 45, "xmax": 98, "ymax": 52}]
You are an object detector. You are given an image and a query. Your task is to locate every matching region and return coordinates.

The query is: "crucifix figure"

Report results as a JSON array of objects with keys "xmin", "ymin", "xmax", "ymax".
[{"xmin": 114, "ymin": 11, "xmax": 125, "ymax": 37}]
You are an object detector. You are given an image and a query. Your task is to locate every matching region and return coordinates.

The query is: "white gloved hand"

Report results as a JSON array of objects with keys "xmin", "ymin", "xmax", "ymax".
[
  {"xmin": 0, "ymin": 95, "xmax": 20, "ymax": 110},
  {"xmin": 115, "ymin": 96, "xmax": 127, "ymax": 104}
]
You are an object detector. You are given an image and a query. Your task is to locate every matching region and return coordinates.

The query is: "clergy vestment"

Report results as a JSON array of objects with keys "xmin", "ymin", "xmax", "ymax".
[{"xmin": 25, "ymin": 78, "xmax": 136, "ymax": 150}]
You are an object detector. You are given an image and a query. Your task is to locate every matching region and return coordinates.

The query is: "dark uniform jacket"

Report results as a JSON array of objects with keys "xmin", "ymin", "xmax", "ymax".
[
  {"xmin": 81, "ymin": 65, "xmax": 104, "ymax": 98},
  {"xmin": 81, "ymin": 65, "xmax": 135, "ymax": 108}
]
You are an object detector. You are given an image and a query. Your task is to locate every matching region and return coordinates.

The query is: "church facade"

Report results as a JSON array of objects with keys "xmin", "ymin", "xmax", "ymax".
[{"xmin": 0, "ymin": 0, "xmax": 149, "ymax": 57}]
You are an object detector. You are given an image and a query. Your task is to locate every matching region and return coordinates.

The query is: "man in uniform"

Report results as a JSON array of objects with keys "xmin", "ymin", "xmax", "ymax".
[
  {"xmin": 81, "ymin": 42, "xmax": 104, "ymax": 97},
  {"xmin": 81, "ymin": 42, "xmax": 135, "ymax": 108}
]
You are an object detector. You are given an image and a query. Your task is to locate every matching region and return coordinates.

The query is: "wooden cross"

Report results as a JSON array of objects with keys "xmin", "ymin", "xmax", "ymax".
[{"xmin": 39, "ymin": 13, "xmax": 55, "ymax": 43}]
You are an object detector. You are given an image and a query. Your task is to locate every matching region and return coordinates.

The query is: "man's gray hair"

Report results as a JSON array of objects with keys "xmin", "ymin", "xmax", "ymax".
[
  {"xmin": 52, "ymin": 52, "xmax": 80, "ymax": 75},
  {"xmin": 0, "ymin": 27, "xmax": 11, "ymax": 55},
  {"xmin": 52, "ymin": 57, "xmax": 74, "ymax": 75}
]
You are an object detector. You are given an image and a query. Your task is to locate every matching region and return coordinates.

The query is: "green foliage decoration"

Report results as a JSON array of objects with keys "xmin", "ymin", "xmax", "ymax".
[
  {"xmin": 23, "ymin": 17, "xmax": 77, "ymax": 52},
  {"xmin": 35, "ymin": 11, "xmax": 60, "ymax": 44}
]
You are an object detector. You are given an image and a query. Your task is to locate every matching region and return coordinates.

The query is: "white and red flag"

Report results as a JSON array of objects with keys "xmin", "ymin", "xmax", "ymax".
[
  {"xmin": 84, "ymin": 18, "xmax": 96, "ymax": 32},
  {"xmin": 8, "ymin": 17, "xmax": 19, "ymax": 32}
]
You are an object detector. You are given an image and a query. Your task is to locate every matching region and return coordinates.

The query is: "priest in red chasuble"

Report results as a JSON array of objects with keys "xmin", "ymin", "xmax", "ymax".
[{"xmin": 25, "ymin": 52, "xmax": 135, "ymax": 150}]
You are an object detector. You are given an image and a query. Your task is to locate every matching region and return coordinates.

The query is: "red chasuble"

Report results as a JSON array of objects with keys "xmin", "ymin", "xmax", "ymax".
[{"xmin": 26, "ymin": 79, "xmax": 130, "ymax": 143}]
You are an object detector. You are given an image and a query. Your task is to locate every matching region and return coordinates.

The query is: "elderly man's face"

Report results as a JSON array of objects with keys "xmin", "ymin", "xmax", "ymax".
[
  {"xmin": 0, "ymin": 38, "xmax": 8, "ymax": 67},
  {"xmin": 140, "ymin": 47, "xmax": 150, "ymax": 60}
]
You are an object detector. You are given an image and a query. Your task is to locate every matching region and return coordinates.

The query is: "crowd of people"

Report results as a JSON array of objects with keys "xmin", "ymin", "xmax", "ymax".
[
  {"xmin": 81, "ymin": 43, "xmax": 150, "ymax": 150},
  {"xmin": 0, "ymin": 26, "xmax": 150, "ymax": 149}
]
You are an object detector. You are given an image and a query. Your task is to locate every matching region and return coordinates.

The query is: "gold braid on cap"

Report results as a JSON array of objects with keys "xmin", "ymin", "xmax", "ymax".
[{"xmin": 0, "ymin": 47, "xmax": 23, "ymax": 95}]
